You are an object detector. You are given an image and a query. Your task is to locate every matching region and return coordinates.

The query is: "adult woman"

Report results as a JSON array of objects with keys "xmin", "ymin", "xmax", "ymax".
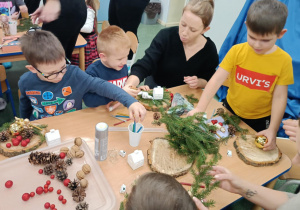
[{"xmin": 124, "ymin": 0, "xmax": 218, "ymax": 95}]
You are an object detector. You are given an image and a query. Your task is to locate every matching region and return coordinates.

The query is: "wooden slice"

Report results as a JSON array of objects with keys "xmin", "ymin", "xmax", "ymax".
[
  {"xmin": 0, "ymin": 128, "xmax": 47, "ymax": 157},
  {"xmin": 234, "ymin": 135, "xmax": 282, "ymax": 167},
  {"xmin": 147, "ymin": 138, "xmax": 193, "ymax": 177}
]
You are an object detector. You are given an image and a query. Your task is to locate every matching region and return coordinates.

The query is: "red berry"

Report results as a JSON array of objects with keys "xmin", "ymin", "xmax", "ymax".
[
  {"xmin": 170, "ymin": 93, "xmax": 174, "ymax": 101},
  {"xmin": 211, "ymin": 120, "xmax": 218, "ymax": 125},
  {"xmin": 50, "ymin": 175, "xmax": 55, "ymax": 179},
  {"xmin": 44, "ymin": 202, "xmax": 50, "ymax": 209},
  {"xmin": 25, "ymin": 138, "xmax": 30, "ymax": 143},
  {"xmin": 22, "ymin": 193, "xmax": 30, "ymax": 201},
  {"xmin": 62, "ymin": 199, "xmax": 67, "ymax": 204},
  {"xmin": 218, "ymin": 122, "xmax": 223, "ymax": 126},
  {"xmin": 30, "ymin": 192, "xmax": 35, "ymax": 197},
  {"xmin": 38, "ymin": 169, "xmax": 43, "ymax": 174},
  {"xmin": 48, "ymin": 187, "xmax": 54, "ymax": 192},
  {"xmin": 12, "ymin": 140, "xmax": 19, "ymax": 146},
  {"xmin": 16, "ymin": 136, "xmax": 22, "ymax": 141},
  {"xmin": 6, "ymin": 143, "xmax": 11, "ymax": 148},
  {"xmin": 44, "ymin": 184, "xmax": 48, "ymax": 189},
  {"xmin": 44, "ymin": 188, "xmax": 48, "ymax": 193},
  {"xmin": 36, "ymin": 186, "xmax": 44, "ymax": 195},
  {"xmin": 59, "ymin": 152, "xmax": 66, "ymax": 159},
  {"xmin": 21, "ymin": 140, "xmax": 28, "ymax": 147},
  {"xmin": 50, "ymin": 204, "xmax": 55, "ymax": 209},
  {"xmin": 57, "ymin": 189, "xmax": 61, "ymax": 194},
  {"xmin": 46, "ymin": 180, "xmax": 51, "ymax": 185},
  {"xmin": 5, "ymin": 180, "xmax": 13, "ymax": 188},
  {"xmin": 58, "ymin": 195, "xmax": 64, "ymax": 201},
  {"xmin": 53, "ymin": 209, "xmax": 57, "ymax": 210},
  {"xmin": 63, "ymin": 178, "xmax": 70, "ymax": 187},
  {"xmin": 14, "ymin": 132, "xmax": 19, "ymax": 136}
]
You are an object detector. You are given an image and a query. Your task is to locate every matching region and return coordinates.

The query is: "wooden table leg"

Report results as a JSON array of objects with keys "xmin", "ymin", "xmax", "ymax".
[
  {"xmin": 252, "ymin": 178, "xmax": 278, "ymax": 210},
  {"xmin": 79, "ymin": 47, "xmax": 85, "ymax": 71}
]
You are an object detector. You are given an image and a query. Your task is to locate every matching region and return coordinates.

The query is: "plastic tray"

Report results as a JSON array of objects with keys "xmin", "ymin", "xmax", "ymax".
[{"xmin": 0, "ymin": 139, "xmax": 117, "ymax": 210}]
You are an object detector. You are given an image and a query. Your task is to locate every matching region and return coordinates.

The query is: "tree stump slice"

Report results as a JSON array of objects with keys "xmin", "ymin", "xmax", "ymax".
[
  {"xmin": 234, "ymin": 135, "xmax": 282, "ymax": 167},
  {"xmin": 0, "ymin": 128, "xmax": 47, "ymax": 157},
  {"xmin": 137, "ymin": 89, "xmax": 172, "ymax": 112},
  {"xmin": 147, "ymin": 138, "xmax": 193, "ymax": 177},
  {"xmin": 139, "ymin": 101, "xmax": 171, "ymax": 112}
]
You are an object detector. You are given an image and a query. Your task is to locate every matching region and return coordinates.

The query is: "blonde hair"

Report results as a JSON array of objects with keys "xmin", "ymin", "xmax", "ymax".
[
  {"xmin": 97, "ymin": 25, "xmax": 131, "ymax": 55},
  {"xmin": 183, "ymin": 0, "xmax": 214, "ymax": 28},
  {"xmin": 20, "ymin": 30, "xmax": 65, "ymax": 67}
]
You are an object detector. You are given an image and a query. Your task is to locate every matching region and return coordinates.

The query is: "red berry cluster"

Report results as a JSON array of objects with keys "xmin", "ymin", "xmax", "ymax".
[
  {"xmin": 6, "ymin": 134, "xmax": 30, "ymax": 148},
  {"xmin": 56, "ymin": 189, "xmax": 67, "ymax": 205},
  {"xmin": 44, "ymin": 202, "xmax": 57, "ymax": 210},
  {"xmin": 211, "ymin": 119, "xmax": 223, "ymax": 126}
]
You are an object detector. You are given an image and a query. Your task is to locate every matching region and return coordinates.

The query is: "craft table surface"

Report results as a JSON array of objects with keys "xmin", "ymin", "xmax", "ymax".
[
  {"xmin": 0, "ymin": 84, "xmax": 291, "ymax": 209},
  {"xmin": 0, "ymin": 30, "xmax": 87, "ymax": 70}
]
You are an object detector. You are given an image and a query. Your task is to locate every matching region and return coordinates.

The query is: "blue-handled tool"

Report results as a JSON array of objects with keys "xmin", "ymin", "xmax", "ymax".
[{"xmin": 137, "ymin": 126, "xmax": 143, "ymax": 133}]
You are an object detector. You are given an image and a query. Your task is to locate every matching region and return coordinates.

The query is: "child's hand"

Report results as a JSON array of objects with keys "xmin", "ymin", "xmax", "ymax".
[
  {"xmin": 123, "ymin": 85, "xmax": 140, "ymax": 97},
  {"xmin": 184, "ymin": 76, "xmax": 199, "ymax": 89},
  {"xmin": 138, "ymin": 85, "xmax": 150, "ymax": 91},
  {"xmin": 128, "ymin": 102, "xmax": 147, "ymax": 122},
  {"xmin": 11, "ymin": 12, "xmax": 20, "ymax": 20},
  {"xmin": 256, "ymin": 129, "xmax": 277, "ymax": 151},
  {"xmin": 187, "ymin": 108, "xmax": 202, "ymax": 117},
  {"xmin": 106, "ymin": 101, "xmax": 121, "ymax": 112},
  {"xmin": 282, "ymin": 119, "xmax": 298, "ymax": 142},
  {"xmin": 193, "ymin": 197, "xmax": 208, "ymax": 210}
]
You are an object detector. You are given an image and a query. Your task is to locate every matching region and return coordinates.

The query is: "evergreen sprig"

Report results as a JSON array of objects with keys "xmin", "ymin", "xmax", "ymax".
[
  {"xmin": 155, "ymin": 108, "xmax": 222, "ymax": 207},
  {"xmin": 136, "ymin": 89, "xmax": 171, "ymax": 108},
  {"xmin": 185, "ymin": 94, "xmax": 199, "ymax": 104}
]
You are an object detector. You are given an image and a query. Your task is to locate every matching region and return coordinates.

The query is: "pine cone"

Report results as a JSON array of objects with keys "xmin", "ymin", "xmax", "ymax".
[
  {"xmin": 20, "ymin": 128, "xmax": 34, "ymax": 139},
  {"xmin": 76, "ymin": 202, "xmax": 89, "ymax": 210},
  {"xmin": 153, "ymin": 112, "xmax": 161, "ymax": 120},
  {"xmin": 65, "ymin": 158, "xmax": 73, "ymax": 166},
  {"xmin": 54, "ymin": 159, "xmax": 67, "ymax": 171},
  {"xmin": 228, "ymin": 125, "xmax": 236, "ymax": 136},
  {"xmin": 28, "ymin": 152, "xmax": 59, "ymax": 165},
  {"xmin": 72, "ymin": 187, "xmax": 86, "ymax": 203},
  {"xmin": 56, "ymin": 170, "xmax": 68, "ymax": 181},
  {"xmin": 44, "ymin": 164, "xmax": 54, "ymax": 175},
  {"xmin": 0, "ymin": 130, "xmax": 10, "ymax": 142},
  {"xmin": 216, "ymin": 108, "xmax": 225, "ymax": 116},
  {"xmin": 68, "ymin": 179, "xmax": 80, "ymax": 191}
]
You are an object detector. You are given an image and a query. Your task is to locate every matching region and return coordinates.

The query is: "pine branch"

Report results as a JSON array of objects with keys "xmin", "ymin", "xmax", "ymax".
[{"xmin": 185, "ymin": 94, "xmax": 199, "ymax": 104}]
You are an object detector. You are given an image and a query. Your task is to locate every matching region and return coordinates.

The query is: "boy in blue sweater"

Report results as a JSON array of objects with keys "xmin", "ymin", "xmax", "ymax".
[
  {"xmin": 83, "ymin": 25, "xmax": 148, "ymax": 109},
  {"xmin": 18, "ymin": 30, "xmax": 146, "ymax": 122}
]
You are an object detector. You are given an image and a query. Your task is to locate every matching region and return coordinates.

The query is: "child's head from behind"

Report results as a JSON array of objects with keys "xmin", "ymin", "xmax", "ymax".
[
  {"xmin": 125, "ymin": 172, "xmax": 197, "ymax": 210},
  {"xmin": 20, "ymin": 30, "xmax": 67, "ymax": 83},
  {"xmin": 180, "ymin": 0, "xmax": 214, "ymax": 44},
  {"xmin": 246, "ymin": 0, "xmax": 288, "ymax": 54},
  {"xmin": 97, "ymin": 25, "xmax": 131, "ymax": 71}
]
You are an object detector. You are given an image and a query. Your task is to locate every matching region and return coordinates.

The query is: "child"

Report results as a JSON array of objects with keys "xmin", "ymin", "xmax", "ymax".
[
  {"xmin": 187, "ymin": 0, "xmax": 293, "ymax": 151},
  {"xmin": 70, "ymin": 0, "xmax": 99, "ymax": 69},
  {"xmin": 83, "ymin": 25, "xmax": 147, "ymax": 108},
  {"xmin": 18, "ymin": 30, "xmax": 146, "ymax": 122},
  {"xmin": 125, "ymin": 172, "xmax": 204, "ymax": 210}
]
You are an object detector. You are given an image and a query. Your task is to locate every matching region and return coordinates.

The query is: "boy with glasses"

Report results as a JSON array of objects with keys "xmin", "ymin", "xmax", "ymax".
[{"xmin": 18, "ymin": 30, "xmax": 146, "ymax": 121}]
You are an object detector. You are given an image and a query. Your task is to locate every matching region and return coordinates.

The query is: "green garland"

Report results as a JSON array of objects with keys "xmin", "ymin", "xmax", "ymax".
[{"xmin": 17, "ymin": 18, "xmax": 39, "ymax": 33}]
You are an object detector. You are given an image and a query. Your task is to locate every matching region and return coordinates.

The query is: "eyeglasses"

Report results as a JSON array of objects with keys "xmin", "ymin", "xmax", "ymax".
[{"xmin": 34, "ymin": 58, "xmax": 71, "ymax": 80}]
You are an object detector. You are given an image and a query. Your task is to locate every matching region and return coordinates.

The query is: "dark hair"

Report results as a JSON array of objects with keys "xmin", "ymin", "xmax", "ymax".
[
  {"xmin": 20, "ymin": 30, "xmax": 65, "ymax": 67},
  {"xmin": 183, "ymin": 0, "xmax": 214, "ymax": 28},
  {"xmin": 246, "ymin": 0, "xmax": 288, "ymax": 35},
  {"xmin": 125, "ymin": 172, "xmax": 197, "ymax": 210}
]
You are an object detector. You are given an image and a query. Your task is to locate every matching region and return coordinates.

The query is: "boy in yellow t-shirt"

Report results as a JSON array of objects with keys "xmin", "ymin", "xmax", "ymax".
[{"xmin": 188, "ymin": 0, "xmax": 294, "ymax": 151}]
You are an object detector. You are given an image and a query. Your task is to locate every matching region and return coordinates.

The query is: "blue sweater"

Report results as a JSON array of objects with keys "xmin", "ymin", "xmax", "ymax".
[
  {"xmin": 18, "ymin": 65, "xmax": 136, "ymax": 120},
  {"xmin": 83, "ymin": 60, "xmax": 128, "ymax": 107}
]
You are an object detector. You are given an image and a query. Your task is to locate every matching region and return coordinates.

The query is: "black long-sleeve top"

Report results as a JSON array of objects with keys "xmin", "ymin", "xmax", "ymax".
[{"xmin": 130, "ymin": 26, "xmax": 219, "ymax": 88}]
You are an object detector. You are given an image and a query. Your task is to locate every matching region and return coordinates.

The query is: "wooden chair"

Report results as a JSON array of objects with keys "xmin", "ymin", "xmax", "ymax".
[{"xmin": 0, "ymin": 65, "xmax": 17, "ymax": 116}]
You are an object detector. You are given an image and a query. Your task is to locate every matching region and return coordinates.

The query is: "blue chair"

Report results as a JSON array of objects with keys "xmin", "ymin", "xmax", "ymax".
[{"xmin": 0, "ymin": 65, "xmax": 17, "ymax": 116}]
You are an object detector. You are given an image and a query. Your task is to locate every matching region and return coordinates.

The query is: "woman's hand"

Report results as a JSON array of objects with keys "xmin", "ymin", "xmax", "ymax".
[
  {"xmin": 184, "ymin": 76, "xmax": 200, "ymax": 89},
  {"xmin": 31, "ymin": 0, "xmax": 61, "ymax": 24}
]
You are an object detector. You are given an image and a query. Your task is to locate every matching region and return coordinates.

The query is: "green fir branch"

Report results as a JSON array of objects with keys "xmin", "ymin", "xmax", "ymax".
[{"xmin": 185, "ymin": 94, "xmax": 199, "ymax": 104}]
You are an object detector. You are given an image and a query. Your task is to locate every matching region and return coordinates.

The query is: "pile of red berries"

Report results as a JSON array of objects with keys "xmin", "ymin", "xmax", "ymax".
[{"xmin": 6, "ymin": 134, "xmax": 30, "ymax": 148}]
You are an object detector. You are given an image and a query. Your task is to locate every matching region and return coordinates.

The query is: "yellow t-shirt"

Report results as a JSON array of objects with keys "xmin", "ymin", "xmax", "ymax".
[{"xmin": 220, "ymin": 42, "xmax": 293, "ymax": 119}]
